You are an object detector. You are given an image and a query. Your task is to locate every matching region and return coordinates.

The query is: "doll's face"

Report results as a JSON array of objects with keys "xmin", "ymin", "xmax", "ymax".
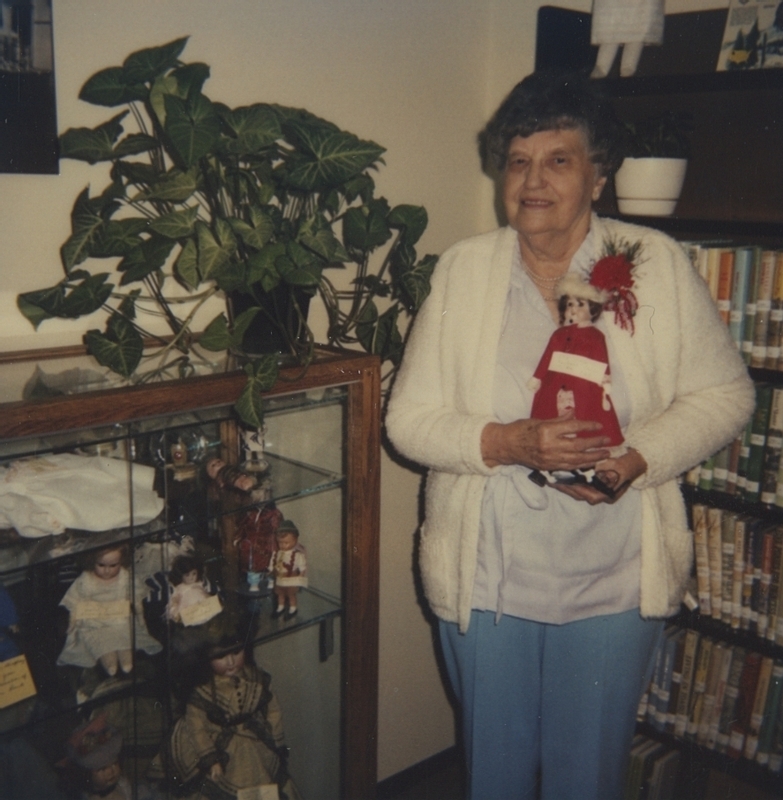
[
  {"xmin": 564, "ymin": 296, "xmax": 591, "ymax": 326},
  {"xmin": 182, "ymin": 569, "xmax": 199, "ymax": 585},
  {"xmin": 556, "ymin": 388, "xmax": 576, "ymax": 416},
  {"xmin": 94, "ymin": 549, "xmax": 123, "ymax": 581},
  {"xmin": 276, "ymin": 532, "xmax": 298, "ymax": 552},
  {"xmin": 91, "ymin": 760, "xmax": 121, "ymax": 791},
  {"xmin": 206, "ymin": 457, "xmax": 225, "ymax": 479},
  {"xmin": 211, "ymin": 648, "xmax": 245, "ymax": 677}
]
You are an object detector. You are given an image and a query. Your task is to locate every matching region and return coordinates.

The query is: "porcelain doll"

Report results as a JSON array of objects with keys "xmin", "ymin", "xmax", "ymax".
[
  {"xmin": 58, "ymin": 545, "xmax": 161, "ymax": 676},
  {"xmin": 165, "ymin": 554, "xmax": 221, "ymax": 626},
  {"xmin": 270, "ymin": 521, "xmax": 307, "ymax": 619},
  {"xmin": 149, "ymin": 635, "xmax": 301, "ymax": 800},
  {"xmin": 528, "ymin": 273, "xmax": 625, "ymax": 494}
]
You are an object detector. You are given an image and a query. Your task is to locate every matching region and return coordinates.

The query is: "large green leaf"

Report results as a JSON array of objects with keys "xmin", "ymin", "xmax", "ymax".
[
  {"xmin": 298, "ymin": 215, "xmax": 348, "ymax": 263},
  {"xmin": 196, "ymin": 221, "xmax": 233, "ymax": 280},
  {"xmin": 92, "ymin": 218, "xmax": 150, "ymax": 258},
  {"xmin": 164, "ymin": 93, "xmax": 220, "ymax": 168},
  {"xmin": 388, "ymin": 204, "xmax": 428, "ymax": 246},
  {"xmin": 170, "ymin": 63, "xmax": 211, "ymax": 99},
  {"xmin": 149, "ymin": 206, "xmax": 199, "ymax": 239},
  {"xmin": 397, "ymin": 254, "xmax": 437, "ymax": 311},
  {"xmin": 133, "ymin": 168, "xmax": 198, "ymax": 202},
  {"xmin": 199, "ymin": 312, "xmax": 230, "ymax": 351},
  {"xmin": 79, "ymin": 66, "xmax": 148, "ymax": 107},
  {"xmin": 118, "ymin": 236, "xmax": 176, "ymax": 284},
  {"xmin": 247, "ymin": 243, "xmax": 284, "ymax": 292},
  {"xmin": 59, "ymin": 112, "xmax": 128, "ymax": 164},
  {"xmin": 174, "ymin": 238, "xmax": 199, "ymax": 289},
  {"xmin": 61, "ymin": 188, "xmax": 112, "ymax": 271},
  {"xmin": 149, "ymin": 74, "xmax": 181, "ymax": 126},
  {"xmin": 220, "ymin": 104, "xmax": 282, "ymax": 153},
  {"xmin": 342, "ymin": 198, "xmax": 392, "ymax": 253},
  {"xmin": 112, "ymin": 133, "xmax": 160, "ymax": 159},
  {"xmin": 228, "ymin": 212, "xmax": 273, "ymax": 250},
  {"xmin": 122, "ymin": 36, "xmax": 189, "ymax": 84},
  {"xmin": 282, "ymin": 121, "xmax": 385, "ymax": 191},
  {"xmin": 85, "ymin": 312, "xmax": 143, "ymax": 378},
  {"xmin": 18, "ymin": 272, "xmax": 114, "ymax": 327},
  {"xmin": 356, "ymin": 302, "xmax": 403, "ymax": 364},
  {"xmin": 276, "ymin": 241, "xmax": 321, "ymax": 287},
  {"xmin": 235, "ymin": 357, "xmax": 279, "ymax": 427}
]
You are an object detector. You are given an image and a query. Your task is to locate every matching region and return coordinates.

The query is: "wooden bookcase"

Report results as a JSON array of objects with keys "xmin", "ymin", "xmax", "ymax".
[
  {"xmin": 0, "ymin": 347, "xmax": 380, "ymax": 800},
  {"xmin": 536, "ymin": 6, "xmax": 783, "ymax": 797}
]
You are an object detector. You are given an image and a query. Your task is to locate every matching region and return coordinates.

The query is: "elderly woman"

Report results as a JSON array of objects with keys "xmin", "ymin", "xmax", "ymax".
[{"xmin": 386, "ymin": 72, "xmax": 754, "ymax": 800}]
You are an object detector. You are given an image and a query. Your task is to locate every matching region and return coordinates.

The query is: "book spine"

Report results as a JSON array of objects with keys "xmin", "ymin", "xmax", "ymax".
[
  {"xmin": 693, "ymin": 504, "xmax": 712, "ymax": 616},
  {"xmin": 761, "ymin": 387, "xmax": 783, "ymax": 504},
  {"xmin": 698, "ymin": 641, "xmax": 727, "ymax": 745},
  {"xmin": 674, "ymin": 629, "xmax": 700, "ymax": 738},
  {"xmin": 731, "ymin": 246, "xmax": 753, "ymax": 352},
  {"xmin": 686, "ymin": 637, "xmax": 714, "ymax": 740},
  {"xmin": 731, "ymin": 516, "xmax": 747, "ymax": 629},
  {"xmin": 742, "ymin": 247, "xmax": 762, "ymax": 365},
  {"xmin": 757, "ymin": 529, "xmax": 776, "ymax": 638},
  {"xmin": 728, "ymin": 651, "xmax": 763, "ymax": 759},
  {"xmin": 757, "ymin": 661, "xmax": 783, "ymax": 766},
  {"xmin": 767, "ymin": 249, "xmax": 783, "ymax": 367},
  {"xmin": 751, "ymin": 250, "xmax": 777, "ymax": 368},
  {"xmin": 716, "ymin": 248, "xmax": 735, "ymax": 326},
  {"xmin": 707, "ymin": 507, "xmax": 724, "ymax": 621},
  {"xmin": 745, "ymin": 656, "xmax": 774, "ymax": 760},
  {"xmin": 716, "ymin": 646, "xmax": 746, "ymax": 753},
  {"xmin": 720, "ymin": 511, "xmax": 737, "ymax": 624},
  {"xmin": 744, "ymin": 384, "xmax": 774, "ymax": 503},
  {"xmin": 766, "ymin": 526, "xmax": 783, "ymax": 641}
]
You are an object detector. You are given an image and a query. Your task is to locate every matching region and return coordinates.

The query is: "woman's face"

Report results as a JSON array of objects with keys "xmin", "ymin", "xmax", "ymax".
[{"xmin": 502, "ymin": 128, "xmax": 606, "ymax": 244}]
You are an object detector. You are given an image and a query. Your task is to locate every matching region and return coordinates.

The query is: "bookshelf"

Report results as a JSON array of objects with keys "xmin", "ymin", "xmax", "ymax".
[{"xmin": 535, "ymin": 6, "xmax": 783, "ymax": 798}]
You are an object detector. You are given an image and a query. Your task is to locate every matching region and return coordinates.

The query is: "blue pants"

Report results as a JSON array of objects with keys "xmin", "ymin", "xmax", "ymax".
[{"xmin": 439, "ymin": 608, "xmax": 663, "ymax": 800}]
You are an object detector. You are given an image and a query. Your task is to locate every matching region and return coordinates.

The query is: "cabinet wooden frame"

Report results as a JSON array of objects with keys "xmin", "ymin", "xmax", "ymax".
[{"xmin": 0, "ymin": 347, "xmax": 381, "ymax": 800}]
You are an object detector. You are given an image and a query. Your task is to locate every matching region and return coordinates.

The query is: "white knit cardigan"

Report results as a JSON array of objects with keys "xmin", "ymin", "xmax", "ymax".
[{"xmin": 386, "ymin": 216, "xmax": 755, "ymax": 633}]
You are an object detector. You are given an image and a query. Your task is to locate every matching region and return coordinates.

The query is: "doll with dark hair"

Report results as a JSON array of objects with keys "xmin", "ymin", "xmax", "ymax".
[
  {"xmin": 270, "ymin": 521, "xmax": 307, "ymax": 619},
  {"xmin": 149, "ymin": 634, "xmax": 301, "ymax": 799},
  {"xmin": 165, "ymin": 555, "xmax": 220, "ymax": 626},
  {"xmin": 58, "ymin": 545, "xmax": 161, "ymax": 676},
  {"xmin": 528, "ymin": 273, "xmax": 625, "ymax": 493}
]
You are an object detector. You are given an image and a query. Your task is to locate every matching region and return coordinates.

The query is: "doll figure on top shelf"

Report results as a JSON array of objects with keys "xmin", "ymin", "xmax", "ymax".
[
  {"xmin": 58, "ymin": 544, "xmax": 161, "ymax": 676},
  {"xmin": 590, "ymin": 0, "xmax": 665, "ymax": 77},
  {"xmin": 241, "ymin": 425, "xmax": 270, "ymax": 475},
  {"xmin": 148, "ymin": 630, "xmax": 302, "ymax": 800},
  {"xmin": 234, "ymin": 503, "xmax": 282, "ymax": 594},
  {"xmin": 206, "ymin": 457, "xmax": 272, "ymax": 503},
  {"xmin": 165, "ymin": 554, "xmax": 222, "ymax": 627},
  {"xmin": 270, "ymin": 520, "xmax": 307, "ymax": 619},
  {"xmin": 527, "ymin": 273, "xmax": 627, "ymax": 496}
]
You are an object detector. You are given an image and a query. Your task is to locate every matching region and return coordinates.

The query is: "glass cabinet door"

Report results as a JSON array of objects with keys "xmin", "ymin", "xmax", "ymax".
[{"xmin": 0, "ymin": 353, "xmax": 378, "ymax": 800}]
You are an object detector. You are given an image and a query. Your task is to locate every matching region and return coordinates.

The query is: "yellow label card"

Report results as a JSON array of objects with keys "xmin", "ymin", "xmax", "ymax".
[{"xmin": 0, "ymin": 654, "xmax": 37, "ymax": 709}]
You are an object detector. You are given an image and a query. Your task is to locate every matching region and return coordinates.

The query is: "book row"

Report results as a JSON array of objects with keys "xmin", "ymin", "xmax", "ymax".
[
  {"xmin": 624, "ymin": 734, "xmax": 679, "ymax": 800},
  {"xmin": 684, "ymin": 383, "xmax": 783, "ymax": 507},
  {"xmin": 684, "ymin": 242, "xmax": 783, "ymax": 370},
  {"xmin": 641, "ymin": 624, "xmax": 783, "ymax": 773},
  {"xmin": 689, "ymin": 504, "xmax": 783, "ymax": 640}
]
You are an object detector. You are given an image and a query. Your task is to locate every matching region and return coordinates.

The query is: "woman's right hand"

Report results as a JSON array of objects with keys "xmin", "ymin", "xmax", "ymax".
[{"xmin": 481, "ymin": 415, "xmax": 611, "ymax": 471}]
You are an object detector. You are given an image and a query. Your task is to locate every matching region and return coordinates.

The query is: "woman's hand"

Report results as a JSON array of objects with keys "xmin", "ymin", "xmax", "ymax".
[
  {"xmin": 553, "ymin": 448, "xmax": 648, "ymax": 505},
  {"xmin": 481, "ymin": 415, "xmax": 611, "ymax": 471}
]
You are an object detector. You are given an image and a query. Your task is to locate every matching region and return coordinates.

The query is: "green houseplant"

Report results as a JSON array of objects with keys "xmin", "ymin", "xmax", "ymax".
[
  {"xmin": 614, "ymin": 111, "xmax": 692, "ymax": 217},
  {"xmin": 18, "ymin": 37, "xmax": 436, "ymax": 426}
]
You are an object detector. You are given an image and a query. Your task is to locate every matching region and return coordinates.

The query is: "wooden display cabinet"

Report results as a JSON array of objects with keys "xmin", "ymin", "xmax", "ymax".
[{"xmin": 0, "ymin": 347, "xmax": 380, "ymax": 800}]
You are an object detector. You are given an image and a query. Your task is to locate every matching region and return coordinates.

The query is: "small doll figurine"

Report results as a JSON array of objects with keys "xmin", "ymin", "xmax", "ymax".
[
  {"xmin": 234, "ymin": 503, "xmax": 283, "ymax": 592},
  {"xmin": 58, "ymin": 545, "xmax": 161, "ymax": 676},
  {"xmin": 270, "ymin": 520, "xmax": 307, "ymax": 619},
  {"xmin": 65, "ymin": 715, "xmax": 132, "ymax": 800},
  {"xmin": 149, "ymin": 634, "xmax": 302, "ymax": 799},
  {"xmin": 165, "ymin": 554, "xmax": 221, "ymax": 625},
  {"xmin": 241, "ymin": 426, "xmax": 270, "ymax": 475},
  {"xmin": 206, "ymin": 457, "xmax": 258, "ymax": 493},
  {"xmin": 528, "ymin": 273, "xmax": 625, "ymax": 494},
  {"xmin": 590, "ymin": 0, "xmax": 665, "ymax": 78}
]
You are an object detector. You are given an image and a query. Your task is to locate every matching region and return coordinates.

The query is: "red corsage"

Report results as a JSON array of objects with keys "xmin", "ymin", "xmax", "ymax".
[{"xmin": 588, "ymin": 239, "xmax": 643, "ymax": 334}]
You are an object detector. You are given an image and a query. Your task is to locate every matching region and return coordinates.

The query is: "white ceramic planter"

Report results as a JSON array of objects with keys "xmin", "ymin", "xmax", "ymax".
[{"xmin": 614, "ymin": 157, "xmax": 688, "ymax": 216}]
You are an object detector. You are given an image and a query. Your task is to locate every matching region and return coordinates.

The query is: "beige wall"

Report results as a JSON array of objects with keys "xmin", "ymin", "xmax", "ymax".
[{"xmin": 0, "ymin": 0, "xmax": 727, "ymax": 783}]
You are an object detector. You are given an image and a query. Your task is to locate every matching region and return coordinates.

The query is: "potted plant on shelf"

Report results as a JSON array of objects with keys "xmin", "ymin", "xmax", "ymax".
[
  {"xmin": 17, "ymin": 37, "xmax": 436, "ymax": 426},
  {"xmin": 614, "ymin": 111, "xmax": 692, "ymax": 216}
]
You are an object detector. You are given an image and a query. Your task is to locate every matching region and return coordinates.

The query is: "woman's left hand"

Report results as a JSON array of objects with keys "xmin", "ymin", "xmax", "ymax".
[{"xmin": 553, "ymin": 448, "xmax": 647, "ymax": 505}]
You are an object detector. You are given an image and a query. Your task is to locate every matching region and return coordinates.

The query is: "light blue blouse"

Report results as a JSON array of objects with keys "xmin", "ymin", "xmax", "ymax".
[{"xmin": 472, "ymin": 228, "xmax": 642, "ymax": 625}]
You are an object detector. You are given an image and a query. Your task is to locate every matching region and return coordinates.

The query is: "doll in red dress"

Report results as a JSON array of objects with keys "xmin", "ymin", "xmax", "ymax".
[{"xmin": 528, "ymin": 272, "xmax": 626, "ymax": 494}]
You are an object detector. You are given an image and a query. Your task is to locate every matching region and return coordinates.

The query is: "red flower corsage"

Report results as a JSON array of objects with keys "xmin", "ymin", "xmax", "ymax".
[{"xmin": 589, "ymin": 239, "xmax": 643, "ymax": 334}]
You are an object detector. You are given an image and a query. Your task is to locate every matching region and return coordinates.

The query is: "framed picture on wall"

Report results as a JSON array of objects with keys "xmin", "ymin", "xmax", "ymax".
[
  {"xmin": 717, "ymin": 0, "xmax": 783, "ymax": 71},
  {"xmin": 0, "ymin": 0, "xmax": 57, "ymax": 174}
]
